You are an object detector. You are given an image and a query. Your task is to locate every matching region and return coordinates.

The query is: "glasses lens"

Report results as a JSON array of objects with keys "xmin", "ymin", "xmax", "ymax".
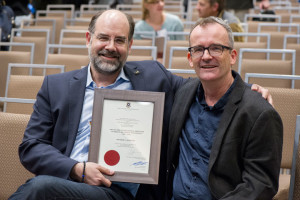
[
  {"xmin": 192, "ymin": 46, "xmax": 204, "ymax": 57},
  {"xmin": 190, "ymin": 44, "xmax": 229, "ymax": 58},
  {"xmin": 209, "ymin": 45, "xmax": 223, "ymax": 56}
]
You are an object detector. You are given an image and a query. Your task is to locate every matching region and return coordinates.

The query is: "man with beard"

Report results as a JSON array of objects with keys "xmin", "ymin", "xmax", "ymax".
[
  {"xmin": 9, "ymin": 9, "xmax": 184, "ymax": 200},
  {"xmin": 9, "ymin": 10, "xmax": 272, "ymax": 200}
]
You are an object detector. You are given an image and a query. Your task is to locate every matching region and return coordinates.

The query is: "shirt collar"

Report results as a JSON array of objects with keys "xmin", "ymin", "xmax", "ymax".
[
  {"xmin": 197, "ymin": 72, "xmax": 237, "ymax": 110},
  {"xmin": 86, "ymin": 63, "xmax": 130, "ymax": 88}
]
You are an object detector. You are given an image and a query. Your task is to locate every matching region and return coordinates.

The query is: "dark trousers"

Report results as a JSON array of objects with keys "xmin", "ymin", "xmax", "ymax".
[{"xmin": 9, "ymin": 175, "xmax": 134, "ymax": 200}]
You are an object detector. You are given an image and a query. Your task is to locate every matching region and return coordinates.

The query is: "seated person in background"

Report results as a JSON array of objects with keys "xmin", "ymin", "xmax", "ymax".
[
  {"xmin": 6, "ymin": 0, "xmax": 32, "ymax": 28},
  {"xmin": 225, "ymin": 0, "xmax": 270, "ymax": 22},
  {"xmin": 258, "ymin": 0, "xmax": 271, "ymax": 11},
  {"xmin": 196, "ymin": 0, "xmax": 244, "ymax": 42},
  {"xmin": 166, "ymin": 16, "xmax": 283, "ymax": 200},
  {"xmin": 134, "ymin": 0, "xmax": 184, "ymax": 41}
]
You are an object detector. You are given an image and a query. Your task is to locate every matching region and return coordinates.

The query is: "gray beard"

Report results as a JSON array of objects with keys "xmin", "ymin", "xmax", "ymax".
[
  {"xmin": 88, "ymin": 45, "xmax": 126, "ymax": 75},
  {"xmin": 90, "ymin": 55, "xmax": 123, "ymax": 75}
]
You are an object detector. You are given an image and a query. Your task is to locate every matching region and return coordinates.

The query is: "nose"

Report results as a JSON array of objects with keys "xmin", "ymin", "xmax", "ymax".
[
  {"xmin": 196, "ymin": 3, "xmax": 200, "ymax": 10},
  {"xmin": 105, "ymin": 38, "xmax": 116, "ymax": 51},
  {"xmin": 201, "ymin": 49, "xmax": 212, "ymax": 60}
]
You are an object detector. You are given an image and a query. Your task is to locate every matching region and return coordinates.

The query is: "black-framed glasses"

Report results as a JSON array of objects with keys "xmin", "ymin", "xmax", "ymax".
[{"xmin": 188, "ymin": 44, "xmax": 232, "ymax": 58}]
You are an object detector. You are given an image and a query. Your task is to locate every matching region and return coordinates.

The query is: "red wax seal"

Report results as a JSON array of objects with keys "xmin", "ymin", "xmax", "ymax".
[{"xmin": 104, "ymin": 150, "xmax": 120, "ymax": 166}]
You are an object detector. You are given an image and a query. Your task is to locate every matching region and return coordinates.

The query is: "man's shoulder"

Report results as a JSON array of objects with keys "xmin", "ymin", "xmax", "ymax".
[
  {"xmin": 221, "ymin": 10, "xmax": 240, "ymax": 24},
  {"xmin": 165, "ymin": 13, "xmax": 182, "ymax": 23},
  {"xmin": 125, "ymin": 60, "xmax": 185, "ymax": 89},
  {"xmin": 226, "ymin": 73, "xmax": 273, "ymax": 111},
  {"xmin": 240, "ymin": 83, "xmax": 274, "ymax": 112},
  {"xmin": 124, "ymin": 60, "xmax": 173, "ymax": 78},
  {"xmin": 134, "ymin": 20, "xmax": 150, "ymax": 30},
  {"xmin": 46, "ymin": 67, "xmax": 87, "ymax": 81},
  {"xmin": 176, "ymin": 78, "xmax": 199, "ymax": 95},
  {"xmin": 125, "ymin": 60, "xmax": 163, "ymax": 70},
  {"xmin": 180, "ymin": 78, "xmax": 199, "ymax": 88}
]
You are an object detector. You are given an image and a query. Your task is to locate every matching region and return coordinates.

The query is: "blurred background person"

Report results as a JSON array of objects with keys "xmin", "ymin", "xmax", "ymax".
[
  {"xmin": 225, "ymin": 0, "xmax": 270, "ymax": 22},
  {"xmin": 6, "ymin": 0, "xmax": 33, "ymax": 28},
  {"xmin": 30, "ymin": 0, "xmax": 57, "ymax": 11},
  {"xmin": 0, "ymin": 0, "xmax": 14, "ymax": 50},
  {"xmin": 196, "ymin": 0, "xmax": 244, "ymax": 42},
  {"xmin": 32, "ymin": 0, "xmax": 89, "ymax": 11},
  {"xmin": 134, "ymin": 0, "xmax": 184, "ymax": 41}
]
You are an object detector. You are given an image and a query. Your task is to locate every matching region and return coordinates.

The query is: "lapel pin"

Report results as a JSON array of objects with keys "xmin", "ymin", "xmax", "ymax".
[{"xmin": 135, "ymin": 70, "xmax": 140, "ymax": 75}]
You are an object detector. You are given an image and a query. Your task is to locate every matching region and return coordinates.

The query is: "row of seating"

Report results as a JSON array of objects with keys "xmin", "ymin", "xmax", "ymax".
[
  {"xmin": 23, "ymin": 11, "xmax": 300, "ymax": 41},
  {"xmin": 1, "ymin": 32, "xmax": 300, "ymax": 95},
  {"xmin": 35, "ymin": 1, "xmax": 300, "ymax": 22},
  {"xmin": 7, "ymin": 24, "xmax": 300, "ymax": 58},
  {"xmin": 14, "ymin": 1, "xmax": 300, "ymax": 45},
  {"xmin": 5, "ymin": 2, "xmax": 298, "ymax": 74}
]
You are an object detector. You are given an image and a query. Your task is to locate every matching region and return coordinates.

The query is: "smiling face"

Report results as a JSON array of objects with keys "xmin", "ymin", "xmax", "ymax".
[
  {"xmin": 188, "ymin": 23, "xmax": 237, "ymax": 83},
  {"xmin": 86, "ymin": 10, "xmax": 132, "ymax": 75}
]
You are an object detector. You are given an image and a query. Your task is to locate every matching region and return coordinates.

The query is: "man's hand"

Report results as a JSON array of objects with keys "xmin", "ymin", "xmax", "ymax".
[
  {"xmin": 70, "ymin": 162, "xmax": 114, "ymax": 187},
  {"xmin": 259, "ymin": 0, "xmax": 270, "ymax": 10},
  {"xmin": 251, "ymin": 84, "xmax": 273, "ymax": 106}
]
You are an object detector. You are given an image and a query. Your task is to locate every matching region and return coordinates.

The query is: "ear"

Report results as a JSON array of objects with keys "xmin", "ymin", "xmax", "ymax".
[
  {"xmin": 187, "ymin": 52, "xmax": 194, "ymax": 68},
  {"xmin": 212, "ymin": 2, "xmax": 219, "ymax": 12},
  {"xmin": 86, "ymin": 31, "xmax": 91, "ymax": 47},
  {"xmin": 230, "ymin": 49, "xmax": 237, "ymax": 66},
  {"xmin": 128, "ymin": 39, "xmax": 133, "ymax": 54}
]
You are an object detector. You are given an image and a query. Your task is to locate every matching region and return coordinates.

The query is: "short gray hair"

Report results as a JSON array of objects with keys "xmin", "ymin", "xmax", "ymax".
[{"xmin": 189, "ymin": 16, "xmax": 234, "ymax": 48}]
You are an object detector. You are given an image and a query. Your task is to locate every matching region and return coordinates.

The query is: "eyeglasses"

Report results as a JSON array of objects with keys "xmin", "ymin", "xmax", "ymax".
[
  {"xmin": 188, "ymin": 44, "xmax": 232, "ymax": 58},
  {"xmin": 92, "ymin": 33, "xmax": 128, "ymax": 47}
]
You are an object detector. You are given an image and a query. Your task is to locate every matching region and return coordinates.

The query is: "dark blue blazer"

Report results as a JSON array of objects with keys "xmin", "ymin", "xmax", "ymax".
[{"xmin": 19, "ymin": 60, "xmax": 184, "ymax": 200}]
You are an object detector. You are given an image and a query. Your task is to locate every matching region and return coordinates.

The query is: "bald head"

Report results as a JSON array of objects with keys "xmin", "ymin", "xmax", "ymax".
[{"xmin": 88, "ymin": 10, "xmax": 135, "ymax": 41}]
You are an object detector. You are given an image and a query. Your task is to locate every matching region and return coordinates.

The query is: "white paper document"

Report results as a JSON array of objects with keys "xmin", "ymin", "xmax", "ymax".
[{"xmin": 98, "ymin": 99, "xmax": 154, "ymax": 174}]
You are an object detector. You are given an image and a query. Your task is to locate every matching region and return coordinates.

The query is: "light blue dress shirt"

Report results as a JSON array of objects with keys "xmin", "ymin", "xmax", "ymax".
[{"xmin": 70, "ymin": 64, "xmax": 139, "ymax": 197}]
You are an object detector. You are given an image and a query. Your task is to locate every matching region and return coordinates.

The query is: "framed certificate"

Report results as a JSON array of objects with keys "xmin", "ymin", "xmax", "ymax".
[{"xmin": 89, "ymin": 89, "xmax": 165, "ymax": 184}]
